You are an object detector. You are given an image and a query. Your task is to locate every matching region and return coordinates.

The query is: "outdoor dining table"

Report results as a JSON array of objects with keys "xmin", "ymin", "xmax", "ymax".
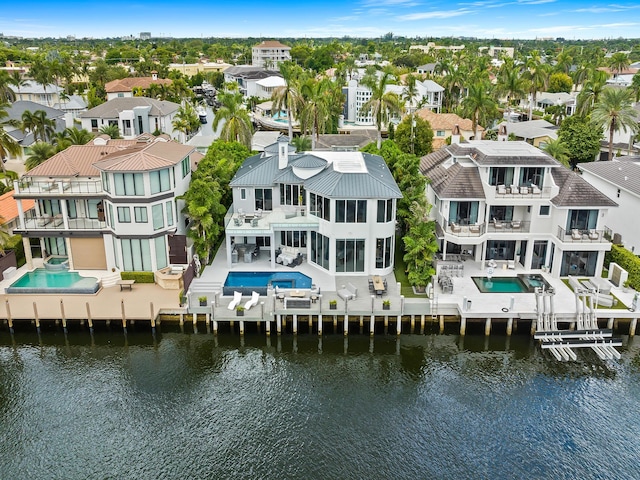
[{"xmin": 372, "ymin": 276, "xmax": 385, "ymax": 296}]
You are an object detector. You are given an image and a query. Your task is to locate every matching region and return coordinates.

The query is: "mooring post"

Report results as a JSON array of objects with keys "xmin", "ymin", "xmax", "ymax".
[
  {"xmin": 293, "ymin": 314, "xmax": 298, "ymax": 335},
  {"xmin": 410, "ymin": 315, "xmax": 415, "ymax": 334},
  {"xmin": 212, "ymin": 319, "xmax": 218, "ymax": 335},
  {"xmin": 506, "ymin": 317, "xmax": 513, "ymax": 336},
  {"xmin": 265, "ymin": 317, "xmax": 271, "ymax": 336},
  {"xmin": 121, "ymin": 300, "xmax": 126, "ymax": 333},
  {"xmin": 460, "ymin": 316, "xmax": 466, "ymax": 336},
  {"xmin": 239, "ymin": 320, "xmax": 245, "ymax": 336},
  {"xmin": 317, "ymin": 314, "xmax": 323, "ymax": 336},
  {"xmin": 32, "ymin": 302, "xmax": 40, "ymax": 332},
  {"xmin": 60, "ymin": 300, "xmax": 67, "ymax": 332},
  {"xmin": 420, "ymin": 315, "xmax": 425, "ymax": 335},
  {"xmin": 86, "ymin": 302, "xmax": 93, "ymax": 331},
  {"xmin": 439, "ymin": 314, "xmax": 444, "ymax": 334},
  {"xmin": 276, "ymin": 314, "xmax": 282, "ymax": 335},
  {"xmin": 343, "ymin": 314, "xmax": 348, "ymax": 336},
  {"xmin": 630, "ymin": 317, "xmax": 637, "ymax": 337},
  {"xmin": 396, "ymin": 315, "xmax": 401, "ymax": 336},
  {"xmin": 369, "ymin": 314, "xmax": 375, "ymax": 336},
  {"xmin": 179, "ymin": 313, "xmax": 184, "ymax": 326},
  {"xmin": 607, "ymin": 318, "xmax": 614, "ymax": 329},
  {"xmin": 484, "ymin": 317, "xmax": 491, "ymax": 336},
  {"xmin": 6, "ymin": 300, "xmax": 13, "ymax": 333},
  {"xmin": 150, "ymin": 303, "xmax": 155, "ymax": 331}
]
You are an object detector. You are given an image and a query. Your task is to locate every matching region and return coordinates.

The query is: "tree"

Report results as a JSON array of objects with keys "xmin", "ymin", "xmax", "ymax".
[
  {"xmin": 98, "ymin": 124, "xmax": 121, "ymax": 139},
  {"xmin": 591, "ymin": 88, "xmax": 639, "ymax": 161},
  {"xmin": 403, "ymin": 201, "xmax": 438, "ymax": 289},
  {"xmin": 212, "ymin": 91, "xmax": 253, "ymax": 148},
  {"xmin": 576, "ymin": 69, "xmax": 608, "ymax": 116},
  {"xmin": 393, "ymin": 115, "xmax": 433, "ymax": 157},
  {"xmin": 271, "ymin": 61, "xmax": 303, "ymax": 139},
  {"xmin": 460, "ymin": 81, "xmax": 497, "ymax": 140},
  {"xmin": 0, "ymin": 71, "xmax": 16, "ymax": 103},
  {"xmin": 172, "ymin": 102, "xmax": 200, "ymax": 142},
  {"xmin": 557, "ymin": 115, "xmax": 601, "ymax": 167},
  {"xmin": 25, "ymin": 142, "xmax": 55, "ymax": 171},
  {"xmin": 29, "ymin": 58, "xmax": 54, "ymax": 106},
  {"xmin": 361, "ymin": 69, "xmax": 403, "ymax": 149},
  {"xmin": 522, "ymin": 51, "xmax": 549, "ymax": 120},
  {"xmin": 0, "ymin": 102, "xmax": 21, "ymax": 183},
  {"xmin": 541, "ymin": 138, "xmax": 570, "ymax": 167},
  {"xmin": 21, "ymin": 110, "xmax": 56, "ymax": 143},
  {"xmin": 291, "ymin": 135, "xmax": 311, "ymax": 152},
  {"xmin": 630, "ymin": 73, "xmax": 640, "ymax": 102},
  {"xmin": 496, "ymin": 59, "xmax": 526, "ymax": 121},
  {"xmin": 298, "ymin": 77, "xmax": 333, "ymax": 149},
  {"xmin": 548, "ymin": 72, "xmax": 573, "ymax": 93},
  {"xmin": 65, "ymin": 127, "xmax": 94, "ymax": 145},
  {"xmin": 608, "ymin": 52, "xmax": 630, "ymax": 76}
]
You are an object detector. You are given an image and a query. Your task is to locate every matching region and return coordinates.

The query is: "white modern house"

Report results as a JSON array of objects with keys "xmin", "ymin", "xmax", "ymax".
[
  {"xmin": 342, "ymin": 74, "xmax": 444, "ymax": 126},
  {"xmin": 577, "ymin": 157, "xmax": 640, "ymax": 253},
  {"xmin": 224, "ymin": 136, "xmax": 402, "ymax": 276},
  {"xmin": 252, "ymin": 40, "xmax": 291, "ymax": 68},
  {"xmin": 78, "ymin": 97, "xmax": 180, "ymax": 140},
  {"xmin": 223, "ymin": 66, "xmax": 283, "ymax": 98},
  {"xmin": 12, "ymin": 134, "xmax": 199, "ymax": 271},
  {"xmin": 420, "ymin": 139, "xmax": 617, "ymax": 278}
]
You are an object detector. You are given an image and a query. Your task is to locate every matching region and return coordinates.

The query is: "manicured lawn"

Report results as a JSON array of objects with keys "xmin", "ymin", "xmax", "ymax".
[
  {"xmin": 394, "ymin": 243, "xmax": 422, "ymax": 298},
  {"xmin": 562, "ymin": 278, "xmax": 628, "ymax": 310}
]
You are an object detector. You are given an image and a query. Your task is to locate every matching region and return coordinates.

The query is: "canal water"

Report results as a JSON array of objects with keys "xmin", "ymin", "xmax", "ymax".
[{"xmin": 1, "ymin": 328, "xmax": 639, "ymax": 480}]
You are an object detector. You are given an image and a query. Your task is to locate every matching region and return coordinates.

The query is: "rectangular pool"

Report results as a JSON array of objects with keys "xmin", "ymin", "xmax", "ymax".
[
  {"xmin": 224, "ymin": 271, "xmax": 312, "ymax": 296},
  {"xmin": 7, "ymin": 269, "xmax": 100, "ymax": 294},
  {"xmin": 472, "ymin": 274, "xmax": 552, "ymax": 293}
]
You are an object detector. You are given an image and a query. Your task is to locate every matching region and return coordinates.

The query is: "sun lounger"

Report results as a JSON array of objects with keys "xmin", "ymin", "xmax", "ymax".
[
  {"xmin": 244, "ymin": 291, "xmax": 260, "ymax": 311},
  {"xmin": 228, "ymin": 291, "xmax": 243, "ymax": 310}
]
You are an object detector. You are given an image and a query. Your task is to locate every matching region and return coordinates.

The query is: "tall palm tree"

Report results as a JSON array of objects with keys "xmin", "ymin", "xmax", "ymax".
[
  {"xmin": 608, "ymin": 52, "xmax": 630, "ymax": 76},
  {"xmin": 576, "ymin": 69, "xmax": 608, "ymax": 116},
  {"xmin": 0, "ymin": 71, "xmax": 16, "ymax": 103},
  {"xmin": 496, "ymin": 59, "xmax": 526, "ymax": 121},
  {"xmin": 522, "ymin": 51, "xmax": 549, "ymax": 120},
  {"xmin": 21, "ymin": 110, "xmax": 56, "ymax": 143},
  {"xmin": 541, "ymin": 138, "xmax": 570, "ymax": 167},
  {"xmin": 591, "ymin": 88, "xmax": 639, "ymax": 161},
  {"xmin": 271, "ymin": 61, "xmax": 303, "ymax": 139},
  {"xmin": 298, "ymin": 77, "xmax": 333, "ymax": 149},
  {"xmin": 25, "ymin": 142, "xmax": 56, "ymax": 171},
  {"xmin": 29, "ymin": 58, "xmax": 54, "ymax": 106},
  {"xmin": 461, "ymin": 81, "xmax": 497, "ymax": 140},
  {"xmin": 212, "ymin": 91, "xmax": 253, "ymax": 148},
  {"xmin": 0, "ymin": 102, "xmax": 20, "ymax": 183},
  {"xmin": 172, "ymin": 102, "xmax": 200, "ymax": 143},
  {"xmin": 630, "ymin": 73, "xmax": 640, "ymax": 102},
  {"xmin": 361, "ymin": 70, "xmax": 403, "ymax": 149},
  {"xmin": 10, "ymin": 71, "xmax": 26, "ymax": 100}
]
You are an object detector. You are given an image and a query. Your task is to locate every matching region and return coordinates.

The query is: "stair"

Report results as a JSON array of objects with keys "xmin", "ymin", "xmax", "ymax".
[{"xmin": 101, "ymin": 270, "xmax": 122, "ymax": 288}]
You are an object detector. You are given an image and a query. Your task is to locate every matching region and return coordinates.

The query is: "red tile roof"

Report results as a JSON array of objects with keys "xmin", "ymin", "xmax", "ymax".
[
  {"xmin": 105, "ymin": 76, "xmax": 173, "ymax": 93},
  {"xmin": 0, "ymin": 191, "xmax": 34, "ymax": 223}
]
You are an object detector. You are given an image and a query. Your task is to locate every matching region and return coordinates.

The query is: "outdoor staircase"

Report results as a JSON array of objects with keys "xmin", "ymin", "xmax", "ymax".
[{"xmin": 101, "ymin": 270, "xmax": 122, "ymax": 288}]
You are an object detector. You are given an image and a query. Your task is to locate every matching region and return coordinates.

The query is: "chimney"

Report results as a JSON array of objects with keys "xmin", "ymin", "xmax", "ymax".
[
  {"xmin": 498, "ymin": 124, "xmax": 508, "ymax": 142},
  {"xmin": 451, "ymin": 124, "xmax": 461, "ymax": 145},
  {"xmin": 151, "ymin": 70, "xmax": 158, "ymax": 81},
  {"xmin": 278, "ymin": 135, "xmax": 290, "ymax": 169}
]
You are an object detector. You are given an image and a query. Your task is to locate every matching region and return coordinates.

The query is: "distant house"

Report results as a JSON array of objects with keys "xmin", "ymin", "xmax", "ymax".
[
  {"xmin": 223, "ymin": 66, "xmax": 283, "ymax": 98},
  {"xmin": 78, "ymin": 97, "xmax": 180, "ymax": 140},
  {"xmin": 315, "ymin": 131, "xmax": 378, "ymax": 151},
  {"xmin": 10, "ymin": 80, "xmax": 63, "ymax": 107},
  {"xmin": 0, "ymin": 191, "xmax": 34, "ymax": 234},
  {"xmin": 415, "ymin": 109, "xmax": 481, "ymax": 149},
  {"xmin": 12, "ymin": 134, "xmax": 198, "ymax": 270},
  {"xmin": 104, "ymin": 72, "xmax": 172, "ymax": 100},
  {"xmin": 498, "ymin": 119, "xmax": 558, "ymax": 148},
  {"xmin": 252, "ymin": 40, "xmax": 291, "ymax": 68},
  {"xmin": 168, "ymin": 61, "xmax": 232, "ymax": 76},
  {"xmin": 416, "ymin": 63, "xmax": 437, "ymax": 75},
  {"xmin": 535, "ymin": 91, "xmax": 577, "ymax": 117},
  {"xmin": 578, "ymin": 157, "xmax": 640, "ymax": 253}
]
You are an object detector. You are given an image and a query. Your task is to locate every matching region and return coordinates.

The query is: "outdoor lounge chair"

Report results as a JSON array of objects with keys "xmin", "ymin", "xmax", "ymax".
[
  {"xmin": 588, "ymin": 229, "xmax": 599, "ymax": 240},
  {"xmin": 244, "ymin": 291, "xmax": 260, "ymax": 311},
  {"xmin": 450, "ymin": 222, "xmax": 461, "ymax": 233},
  {"xmin": 497, "ymin": 184, "xmax": 506, "ymax": 195},
  {"xmin": 228, "ymin": 291, "xmax": 243, "ymax": 310},
  {"xmin": 531, "ymin": 185, "xmax": 541, "ymax": 195},
  {"xmin": 571, "ymin": 229, "xmax": 582, "ymax": 240},
  {"xmin": 493, "ymin": 218, "xmax": 504, "ymax": 230},
  {"xmin": 511, "ymin": 220, "xmax": 521, "ymax": 229}
]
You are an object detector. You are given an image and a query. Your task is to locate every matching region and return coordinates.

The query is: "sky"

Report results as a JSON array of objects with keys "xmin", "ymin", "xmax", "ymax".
[{"xmin": 2, "ymin": 0, "xmax": 640, "ymax": 40}]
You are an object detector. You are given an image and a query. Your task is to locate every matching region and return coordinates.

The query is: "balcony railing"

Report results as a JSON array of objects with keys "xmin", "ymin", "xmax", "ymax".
[
  {"xmin": 21, "ymin": 212, "xmax": 107, "ymax": 231},
  {"xmin": 493, "ymin": 184, "xmax": 552, "ymax": 198},
  {"xmin": 557, "ymin": 226, "xmax": 607, "ymax": 243},
  {"xmin": 15, "ymin": 179, "xmax": 104, "ymax": 195},
  {"xmin": 445, "ymin": 219, "xmax": 531, "ymax": 236}
]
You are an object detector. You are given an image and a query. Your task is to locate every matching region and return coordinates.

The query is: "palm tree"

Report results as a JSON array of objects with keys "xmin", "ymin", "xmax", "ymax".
[
  {"xmin": 172, "ymin": 102, "xmax": 200, "ymax": 143},
  {"xmin": 212, "ymin": 91, "xmax": 253, "ymax": 148},
  {"xmin": 65, "ymin": 127, "xmax": 94, "ymax": 145},
  {"xmin": 361, "ymin": 70, "xmax": 403, "ymax": 149},
  {"xmin": 591, "ymin": 88, "xmax": 639, "ymax": 161},
  {"xmin": 298, "ymin": 77, "xmax": 333, "ymax": 149},
  {"xmin": 291, "ymin": 135, "xmax": 311, "ymax": 152},
  {"xmin": 496, "ymin": 59, "xmax": 526, "ymax": 121},
  {"xmin": 10, "ymin": 71, "xmax": 26, "ymax": 100},
  {"xmin": 402, "ymin": 74, "xmax": 420, "ymax": 154},
  {"xmin": 461, "ymin": 81, "xmax": 497, "ymax": 140},
  {"xmin": 608, "ymin": 52, "xmax": 630, "ymax": 76},
  {"xmin": 522, "ymin": 51, "xmax": 549, "ymax": 120},
  {"xmin": 0, "ymin": 102, "xmax": 21, "ymax": 183},
  {"xmin": 98, "ymin": 124, "xmax": 121, "ymax": 139},
  {"xmin": 629, "ymin": 73, "xmax": 640, "ymax": 102},
  {"xmin": 271, "ymin": 61, "xmax": 303, "ymax": 139},
  {"xmin": 25, "ymin": 142, "xmax": 56, "ymax": 171},
  {"xmin": 29, "ymin": 59, "xmax": 54, "ymax": 106},
  {"xmin": 541, "ymin": 138, "xmax": 570, "ymax": 167},
  {"xmin": 21, "ymin": 110, "xmax": 56, "ymax": 143},
  {"xmin": 576, "ymin": 69, "xmax": 608, "ymax": 116},
  {"xmin": 0, "ymin": 71, "xmax": 16, "ymax": 103}
]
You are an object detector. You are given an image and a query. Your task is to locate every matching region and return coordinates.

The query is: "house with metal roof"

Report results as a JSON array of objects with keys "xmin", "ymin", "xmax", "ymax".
[
  {"xmin": 12, "ymin": 134, "xmax": 200, "ymax": 272},
  {"xmin": 578, "ymin": 157, "xmax": 640, "ymax": 253},
  {"xmin": 252, "ymin": 40, "xmax": 291, "ymax": 68},
  {"xmin": 224, "ymin": 136, "xmax": 402, "ymax": 276},
  {"xmin": 223, "ymin": 66, "xmax": 283, "ymax": 98},
  {"xmin": 420, "ymin": 138, "xmax": 617, "ymax": 278},
  {"xmin": 78, "ymin": 97, "xmax": 180, "ymax": 140}
]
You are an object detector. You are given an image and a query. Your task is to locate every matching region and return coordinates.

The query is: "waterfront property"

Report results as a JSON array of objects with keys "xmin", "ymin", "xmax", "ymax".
[
  {"xmin": 12, "ymin": 134, "xmax": 200, "ymax": 272},
  {"xmin": 6, "ymin": 268, "xmax": 100, "ymax": 294},
  {"xmin": 420, "ymin": 139, "xmax": 617, "ymax": 278}
]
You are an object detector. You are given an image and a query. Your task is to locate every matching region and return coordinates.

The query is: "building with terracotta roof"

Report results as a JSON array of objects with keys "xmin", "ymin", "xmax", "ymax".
[
  {"xmin": 105, "ymin": 72, "xmax": 173, "ymax": 100},
  {"xmin": 12, "ymin": 134, "xmax": 198, "ymax": 271},
  {"xmin": 252, "ymin": 40, "xmax": 291, "ymax": 68},
  {"xmin": 0, "ymin": 191, "xmax": 34, "ymax": 234},
  {"xmin": 415, "ymin": 109, "xmax": 481, "ymax": 149},
  {"xmin": 420, "ymin": 138, "xmax": 617, "ymax": 278}
]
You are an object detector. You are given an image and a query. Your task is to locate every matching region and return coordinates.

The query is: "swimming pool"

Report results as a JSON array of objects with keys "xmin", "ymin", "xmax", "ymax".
[
  {"xmin": 473, "ymin": 274, "xmax": 552, "ymax": 293},
  {"xmin": 224, "ymin": 271, "xmax": 312, "ymax": 296},
  {"xmin": 44, "ymin": 255, "xmax": 69, "ymax": 271},
  {"xmin": 7, "ymin": 268, "xmax": 100, "ymax": 294}
]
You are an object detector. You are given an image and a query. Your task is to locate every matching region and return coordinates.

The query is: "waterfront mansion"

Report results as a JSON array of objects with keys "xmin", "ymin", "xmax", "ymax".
[
  {"xmin": 420, "ymin": 138, "xmax": 617, "ymax": 278},
  {"xmin": 225, "ymin": 136, "xmax": 402, "ymax": 276},
  {"xmin": 12, "ymin": 134, "xmax": 200, "ymax": 271}
]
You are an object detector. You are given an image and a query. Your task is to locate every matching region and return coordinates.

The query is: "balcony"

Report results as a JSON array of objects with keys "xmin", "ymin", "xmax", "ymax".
[
  {"xmin": 492, "ymin": 184, "xmax": 552, "ymax": 199},
  {"xmin": 557, "ymin": 226, "xmax": 608, "ymax": 243},
  {"xmin": 445, "ymin": 219, "xmax": 531, "ymax": 237},
  {"xmin": 225, "ymin": 206, "xmax": 319, "ymax": 234},
  {"xmin": 20, "ymin": 211, "xmax": 107, "ymax": 231},
  {"xmin": 14, "ymin": 179, "xmax": 104, "ymax": 196}
]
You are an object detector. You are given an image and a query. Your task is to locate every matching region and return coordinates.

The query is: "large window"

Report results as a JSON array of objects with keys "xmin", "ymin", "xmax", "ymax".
[
  {"xmin": 255, "ymin": 188, "xmax": 273, "ymax": 210},
  {"xmin": 560, "ymin": 251, "xmax": 597, "ymax": 277},
  {"xmin": 377, "ymin": 199, "xmax": 393, "ymax": 223},
  {"xmin": 166, "ymin": 201, "xmax": 174, "ymax": 226},
  {"xmin": 376, "ymin": 237, "xmax": 393, "ymax": 268},
  {"xmin": 336, "ymin": 239, "xmax": 365, "ymax": 272},
  {"xmin": 154, "ymin": 236, "xmax": 168, "ymax": 270},
  {"xmin": 121, "ymin": 238, "xmax": 152, "ymax": 271},
  {"xmin": 489, "ymin": 205, "xmax": 513, "ymax": 222},
  {"xmin": 336, "ymin": 200, "xmax": 367, "ymax": 223},
  {"xmin": 181, "ymin": 157, "xmax": 190, "ymax": 178},
  {"xmin": 487, "ymin": 240, "xmax": 516, "ymax": 261},
  {"xmin": 134, "ymin": 206, "xmax": 148, "ymax": 223},
  {"xmin": 309, "ymin": 193, "xmax": 330, "ymax": 221},
  {"xmin": 566, "ymin": 209, "xmax": 598, "ymax": 231},
  {"xmin": 152, "ymin": 204, "xmax": 164, "ymax": 230},
  {"xmin": 520, "ymin": 167, "xmax": 544, "ymax": 188},
  {"xmin": 532, "ymin": 240, "xmax": 548, "ymax": 270},
  {"xmin": 280, "ymin": 230, "xmax": 307, "ymax": 248},
  {"xmin": 310, "ymin": 231, "xmax": 330, "ymax": 270},
  {"xmin": 449, "ymin": 201, "xmax": 479, "ymax": 225},
  {"xmin": 117, "ymin": 207, "xmax": 131, "ymax": 223},
  {"xmin": 102, "ymin": 173, "xmax": 110, "ymax": 193},
  {"xmin": 150, "ymin": 168, "xmax": 171, "ymax": 194},
  {"xmin": 280, "ymin": 184, "xmax": 304, "ymax": 206},
  {"xmin": 489, "ymin": 167, "xmax": 514, "ymax": 186},
  {"xmin": 114, "ymin": 173, "xmax": 144, "ymax": 196}
]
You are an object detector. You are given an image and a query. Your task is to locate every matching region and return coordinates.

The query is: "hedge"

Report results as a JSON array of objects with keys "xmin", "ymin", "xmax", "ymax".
[
  {"xmin": 6, "ymin": 235, "xmax": 26, "ymax": 267},
  {"xmin": 120, "ymin": 271, "xmax": 155, "ymax": 283},
  {"xmin": 604, "ymin": 244, "xmax": 640, "ymax": 290}
]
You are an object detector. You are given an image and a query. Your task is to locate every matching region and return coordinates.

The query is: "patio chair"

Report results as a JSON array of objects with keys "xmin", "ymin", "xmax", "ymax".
[
  {"xmin": 255, "ymin": 208, "xmax": 263, "ymax": 218},
  {"xmin": 588, "ymin": 229, "xmax": 599, "ymax": 240},
  {"xmin": 531, "ymin": 185, "xmax": 541, "ymax": 195},
  {"xmin": 571, "ymin": 229, "xmax": 582, "ymax": 241},
  {"xmin": 511, "ymin": 220, "xmax": 521, "ymax": 229},
  {"xmin": 497, "ymin": 184, "xmax": 506, "ymax": 195},
  {"xmin": 233, "ymin": 217, "xmax": 242, "ymax": 227},
  {"xmin": 227, "ymin": 291, "xmax": 243, "ymax": 310},
  {"xmin": 450, "ymin": 222, "xmax": 461, "ymax": 233},
  {"xmin": 493, "ymin": 218, "xmax": 504, "ymax": 230},
  {"xmin": 244, "ymin": 291, "xmax": 260, "ymax": 311}
]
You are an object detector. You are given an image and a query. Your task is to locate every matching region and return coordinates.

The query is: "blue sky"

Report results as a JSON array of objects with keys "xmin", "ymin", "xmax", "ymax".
[{"xmin": 2, "ymin": 0, "xmax": 640, "ymax": 40}]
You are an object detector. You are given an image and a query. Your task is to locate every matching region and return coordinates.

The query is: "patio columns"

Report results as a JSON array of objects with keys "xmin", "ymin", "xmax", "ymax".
[{"xmin": 225, "ymin": 235, "xmax": 233, "ymax": 267}]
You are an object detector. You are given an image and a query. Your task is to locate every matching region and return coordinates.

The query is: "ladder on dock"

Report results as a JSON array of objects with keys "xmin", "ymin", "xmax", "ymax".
[{"xmin": 429, "ymin": 280, "xmax": 438, "ymax": 320}]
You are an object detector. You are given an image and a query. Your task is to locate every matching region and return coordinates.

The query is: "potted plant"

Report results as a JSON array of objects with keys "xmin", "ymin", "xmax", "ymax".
[
  {"xmin": 382, "ymin": 299, "xmax": 391, "ymax": 310},
  {"xmin": 623, "ymin": 280, "xmax": 631, "ymax": 293},
  {"xmin": 329, "ymin": 299, "xmax": 337, "ymax": 310},
  {"xmin": 236, "ymin": 305, "xmax": 245, "ymax": 317},
  {"xmin": 178, "ymin": 290, "xmax": 186, "ymax": 307},
  {"xmin": 199, "ymin": 296, "xmax": 207, "ymax": 307}
]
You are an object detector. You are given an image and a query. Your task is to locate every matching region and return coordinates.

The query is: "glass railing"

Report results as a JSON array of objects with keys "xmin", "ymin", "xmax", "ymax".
[{"xmin": 15, "ymin": 179, "xmax": 104, "ymax": 195}]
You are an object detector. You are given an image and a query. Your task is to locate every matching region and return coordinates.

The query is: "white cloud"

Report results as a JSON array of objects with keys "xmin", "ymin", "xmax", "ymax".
[{"xmin": 396, "ymin": 8, "xmax": 473, "ymax": 21}]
